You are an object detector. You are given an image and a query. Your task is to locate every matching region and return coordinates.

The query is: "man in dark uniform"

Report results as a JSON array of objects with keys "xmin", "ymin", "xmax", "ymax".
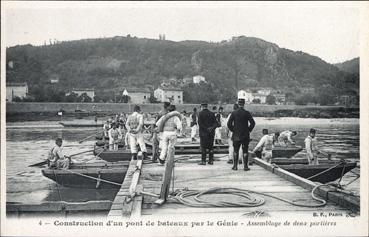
[
  {"xmin": 227, "ymin": 98, "xmax": 256, "ymax": 171},
  {"xmin": 198, "ymin": 103, "xmax": 217, "ymax": 165}
]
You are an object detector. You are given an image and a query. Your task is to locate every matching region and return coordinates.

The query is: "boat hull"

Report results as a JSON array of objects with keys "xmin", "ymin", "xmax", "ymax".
[
  {"xmin": 278, "ymin": 161, "xmax": 357, "ymax": 183},
  {"xmin": 41, "ymin": 162, "xmax": 129, "ymax": 189},
  {"xmin": 255, "ymin": 146, "xmax": 303, "ymax": 158},
  {"xmin": 145, "ymin": 142, "xmax": 228, "ymax": 154}
]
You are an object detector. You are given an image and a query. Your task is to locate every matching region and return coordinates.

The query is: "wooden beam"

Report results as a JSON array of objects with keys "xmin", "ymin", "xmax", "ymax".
[
  {"xmin": 6, "ymin": 200, "xmax": 112, "ymax": 212},
  {"xmin": 155, "ymin": 146, "xmax": 175, "ymax": 205},
  {"xmin": 253, "ymin": 157, "xmax": 360, "ymax": 212},
  {"xmin": 122, "ymin": 159, "xmax": 143, "ymax": 217}
]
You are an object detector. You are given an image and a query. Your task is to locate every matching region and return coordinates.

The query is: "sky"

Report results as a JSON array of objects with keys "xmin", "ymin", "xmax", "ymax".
[{"xmin": 2, "ymin": 1, "xmax": 361, "ymax": 64}]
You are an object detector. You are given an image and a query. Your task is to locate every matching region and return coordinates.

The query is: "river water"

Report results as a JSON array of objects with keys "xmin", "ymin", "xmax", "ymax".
[{"xmin": 6, "ymin": 117, "xmax": 360, "ymax": 205}]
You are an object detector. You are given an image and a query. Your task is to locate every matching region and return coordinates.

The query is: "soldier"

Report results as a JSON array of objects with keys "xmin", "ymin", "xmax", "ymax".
[
  {"xmin": 156, "ymin": 105, "xmax": 182, "ymax": 165},
  {"xmin": 305, "ymin": 128, "xmax": 319, "ymax": 165},
  {"xmin": 126, "ymin": 105, "xmax": 147, "ymax": 160},
  {"xmin": 198, "ymin": 103, "xmax": 217, "ymax": 165},
  {"xmin": 214, "ymin": 107, "xmax": 224, "ymax": 145},
  {"xmin": 278, "ymin": 130, "xmax": 297, "ymax": 146},
  {"xmin": 152, "ymin": 102, "xmax": 171, "ymax": 162},
  {"xmin": 190, "ymin": 107, "xmax": 198, "ymax": 142},
  {"xmin": 225, "ymin": 104, "xmax": 243, "ymax": 164},
  {"xmin": 227, "ymin": 98, "xmax": 255, "ymax": 171},
  {"xmin": 48, "ymin": 138, "xmax": 70, "ymax": 169}
]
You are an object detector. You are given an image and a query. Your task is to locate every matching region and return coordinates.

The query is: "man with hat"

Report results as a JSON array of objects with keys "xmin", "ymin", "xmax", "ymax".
[
  {"xmin": 126, "ymin": 105, "xmax": 147, "ymax": 160},
  {"xmin": 48, "ymin": 138, "xmax": 70, "ymax": 169},
  {"xmin": 198, "ymin": 103, "xmax": 217, "ymax": 165},
  {"xmin": 108, "ymin": 122, "xmax": 122, "ymax": 150},
  {"xmin": 227, "ymin": 98, "xmax": 255, "ymax": 171},
  {"xmin": 305, "ymin": 128, "xmax": 319, "ymax": 165}
]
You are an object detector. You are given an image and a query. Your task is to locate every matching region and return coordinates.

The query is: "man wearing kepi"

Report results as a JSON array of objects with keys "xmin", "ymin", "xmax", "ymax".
[
  {"xmin": 227, "ymin": 98, "xmax": 255, "ymax": 171},
  {"xmin": 305, "ymin": 128, "xmax": 319, "ymax": 165},
  {"xmin": 198, "ymin": 103, "xmax": 217, "ymax": 165},
  {"xmin": 126, "ymin": 105, "xmax": 147, "ymax": 160},
  {"xmin": 156, "ymin": 105, "xmax": 182, "ymax": 165},
  {"xmin": 48, "ymin": 138, "xmax": 70, "ymax": 169}
]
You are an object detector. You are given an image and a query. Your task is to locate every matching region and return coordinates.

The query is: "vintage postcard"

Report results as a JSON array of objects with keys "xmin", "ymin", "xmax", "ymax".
[{"xmin": 1, "ymin": 1, "xmax": 368, "ymax": 236}]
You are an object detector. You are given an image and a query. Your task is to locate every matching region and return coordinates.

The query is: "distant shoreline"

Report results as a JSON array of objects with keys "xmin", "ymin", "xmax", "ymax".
[{"xmin": 6, "ymin": 102, "xmax": 359, "ymax": 122}]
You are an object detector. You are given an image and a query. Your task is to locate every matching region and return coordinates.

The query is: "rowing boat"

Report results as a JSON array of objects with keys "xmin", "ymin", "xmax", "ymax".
[
  {"xmin": 41, "ymin": 161, "xmax": 129, "ymax": 189},
  {"xmin": 59, "ymin": 122, "xmax": 103, "ymax": 128},
  {"xmin": 277, "ymin": 160, "xmax": 357, "ymax": 183}
]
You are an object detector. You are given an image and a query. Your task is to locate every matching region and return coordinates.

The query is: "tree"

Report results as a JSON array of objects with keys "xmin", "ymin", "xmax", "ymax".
[
  {"xmin": 64, "ymin": 92, "xmax": 79, "ymax": 102},
  {"xmin": 252, "ymin": 98, "xmax": 261, "ymax": 104},
  {"xmin": 266, "ymin": 95, "xmax": 276, "ymax": 105},
  {"xmin": 79, "ymin": 93, "xmax": 92, "ymax": 102}
]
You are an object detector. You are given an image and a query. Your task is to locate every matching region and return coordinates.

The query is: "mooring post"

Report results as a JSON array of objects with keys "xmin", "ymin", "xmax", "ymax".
[{"xmin": 155, "ymin": 145, "xmax": 175, "ymax": 205}]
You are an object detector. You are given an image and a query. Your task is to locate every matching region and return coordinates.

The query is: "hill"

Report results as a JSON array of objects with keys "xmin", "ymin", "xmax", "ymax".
[
  {"xmin": 334, "ymin": 57, "xmax": 359, "ymax": 74},
  {"xmin": 6, "ymin": 35, "xmax": 359, "ymax": 104}
]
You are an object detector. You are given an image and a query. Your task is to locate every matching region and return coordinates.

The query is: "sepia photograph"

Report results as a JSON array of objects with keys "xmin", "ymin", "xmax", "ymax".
[{"xmin": 1, "ymin": 1, "xmax": 368, "ymax": 236}]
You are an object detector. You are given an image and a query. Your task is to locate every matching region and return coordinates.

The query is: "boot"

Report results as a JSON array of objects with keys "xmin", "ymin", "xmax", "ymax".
[
  {"xmin": 132, "ymin": 153, "xmax": 137, "ymax": 160},
  {"xmin": 232, "ymin": 152, "xmax": 238, "ymax": 170},
  {"xmin": 243, "ymin": 153, "xmax": 250, "ymax": 171},
  {"xmin": 198, "ymin": 148, "xmax": 206, "ymax": 165},
  {"xmin": 208, "ymin": 150, "xmax": 214, "ymax": 165}
]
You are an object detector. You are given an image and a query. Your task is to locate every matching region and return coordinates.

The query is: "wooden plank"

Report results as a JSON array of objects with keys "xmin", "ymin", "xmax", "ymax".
[
  {"xmin": 122, "ymin": 159, "xmax": 143, "ymax": 217},
  {"xmin": 253, "ymin": 158, "xmax": 360, "ymax": 212},
  {"xmin": 157, "ymin": 146, "xmax": 175, "ymax": 204},
  {"xmin": 7, "ymin": 201, "xmax": 112, "ymax": 212}
]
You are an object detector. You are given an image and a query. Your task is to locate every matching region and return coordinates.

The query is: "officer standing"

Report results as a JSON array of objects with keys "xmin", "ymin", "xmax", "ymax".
[
  {"xmin": 227, "ymin": 98, "xmax": 255, "ymax": 171},
  {"xmin": 198, "ymin": 103, "xmax": 217, "ymax": 165}
]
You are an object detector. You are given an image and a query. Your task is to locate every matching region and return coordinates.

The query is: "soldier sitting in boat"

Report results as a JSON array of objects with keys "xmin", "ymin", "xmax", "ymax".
[
  {"xmin": 48, "ymin": 138, "xmax": 70, "ymax": 169},
  {"xmin": 278, "ymin": 130, "xmax": 297, "ymax": 146},
  {"xmin": 251, "ymin": 130, "xmax": 280, "ymax": 163}
]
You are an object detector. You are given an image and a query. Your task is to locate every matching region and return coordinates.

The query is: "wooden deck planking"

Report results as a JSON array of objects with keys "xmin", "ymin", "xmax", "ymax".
[{"xmin": 137, "ymin": 154, "xmax": 355, "ymax": 217}]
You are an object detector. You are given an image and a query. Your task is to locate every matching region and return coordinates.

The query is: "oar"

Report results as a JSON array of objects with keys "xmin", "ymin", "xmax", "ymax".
[
  {"xmin": 29, "ymin": 149, "xmax": 95, "ymax": 167},
  {"xmin": 78, "ymin": 133, "xmax": 98, "ymax": 144}
]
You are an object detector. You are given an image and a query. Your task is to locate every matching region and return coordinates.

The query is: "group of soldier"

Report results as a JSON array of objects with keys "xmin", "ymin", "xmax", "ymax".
[{"xmin": 48, "ymin": 99, "xmax": 322, "ymax": 170}]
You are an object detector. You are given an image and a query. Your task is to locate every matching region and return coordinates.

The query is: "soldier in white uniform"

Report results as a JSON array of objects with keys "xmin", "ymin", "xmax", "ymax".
[
  {"xmin": 278, "ymin": 130, "xmax": 297, "ymax": 146},
  {"xmin": 252, "ymin": 132, "xmax": 280, "ymax": 163},
  {"xmin": 305, "ymin": 128, "xmax": 319, "ymax": 165},
  {"xmin": 48, "ymin": 138, "xmax": 70, "ymax": 169},
  {"xmin": 156, "ymin": 105, "xmax": 182, "ymax": 165},
  {"xmin": 126, "ymin": 105, "xmax": 147, "ymax": 160},
  {"xmin": 108, "ymin": 123, "xmax": 122, "ymax": 150}
]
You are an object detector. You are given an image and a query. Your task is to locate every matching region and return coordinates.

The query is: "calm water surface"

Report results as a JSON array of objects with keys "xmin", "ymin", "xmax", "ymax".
[{"xmin": 6, "ymin": 117, "xmax": 360, "ymax": 204}]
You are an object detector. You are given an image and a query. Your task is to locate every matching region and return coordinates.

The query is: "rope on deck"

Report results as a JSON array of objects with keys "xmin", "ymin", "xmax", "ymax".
[{"xmin": 170, "ymin": 186, "xmax": 327, "ymax": 208}]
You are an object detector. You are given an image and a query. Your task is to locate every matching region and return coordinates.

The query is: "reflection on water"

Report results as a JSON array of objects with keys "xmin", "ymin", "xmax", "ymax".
[{"xmin": 6, "ymin": 117, "xmax": 360, "ymax": 204}]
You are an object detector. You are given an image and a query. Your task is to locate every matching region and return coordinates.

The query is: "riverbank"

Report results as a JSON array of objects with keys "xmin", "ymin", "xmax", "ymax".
[{"xmin": 6, "ymin": 102, "xmax": 359, "ymax": 122}]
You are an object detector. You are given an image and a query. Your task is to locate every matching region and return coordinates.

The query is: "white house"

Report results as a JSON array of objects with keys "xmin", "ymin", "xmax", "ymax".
[
  {"xmin": 193, "ymin": 75, "xmax": 206, "ymax": 84},
  {"xmin": 6, "ymin": 82, "xmax": 28, "ymax": 102},
  {"xmin": 124, "ymin": 88, "xmax": 151, "ymax": 104},
  {"xmin": 154, "ymin": 86, "xmax": 183, "ymax": 104},
  {"xmin": 72, "ymin": 88, "xmax": 95, "ymax": 101}
]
